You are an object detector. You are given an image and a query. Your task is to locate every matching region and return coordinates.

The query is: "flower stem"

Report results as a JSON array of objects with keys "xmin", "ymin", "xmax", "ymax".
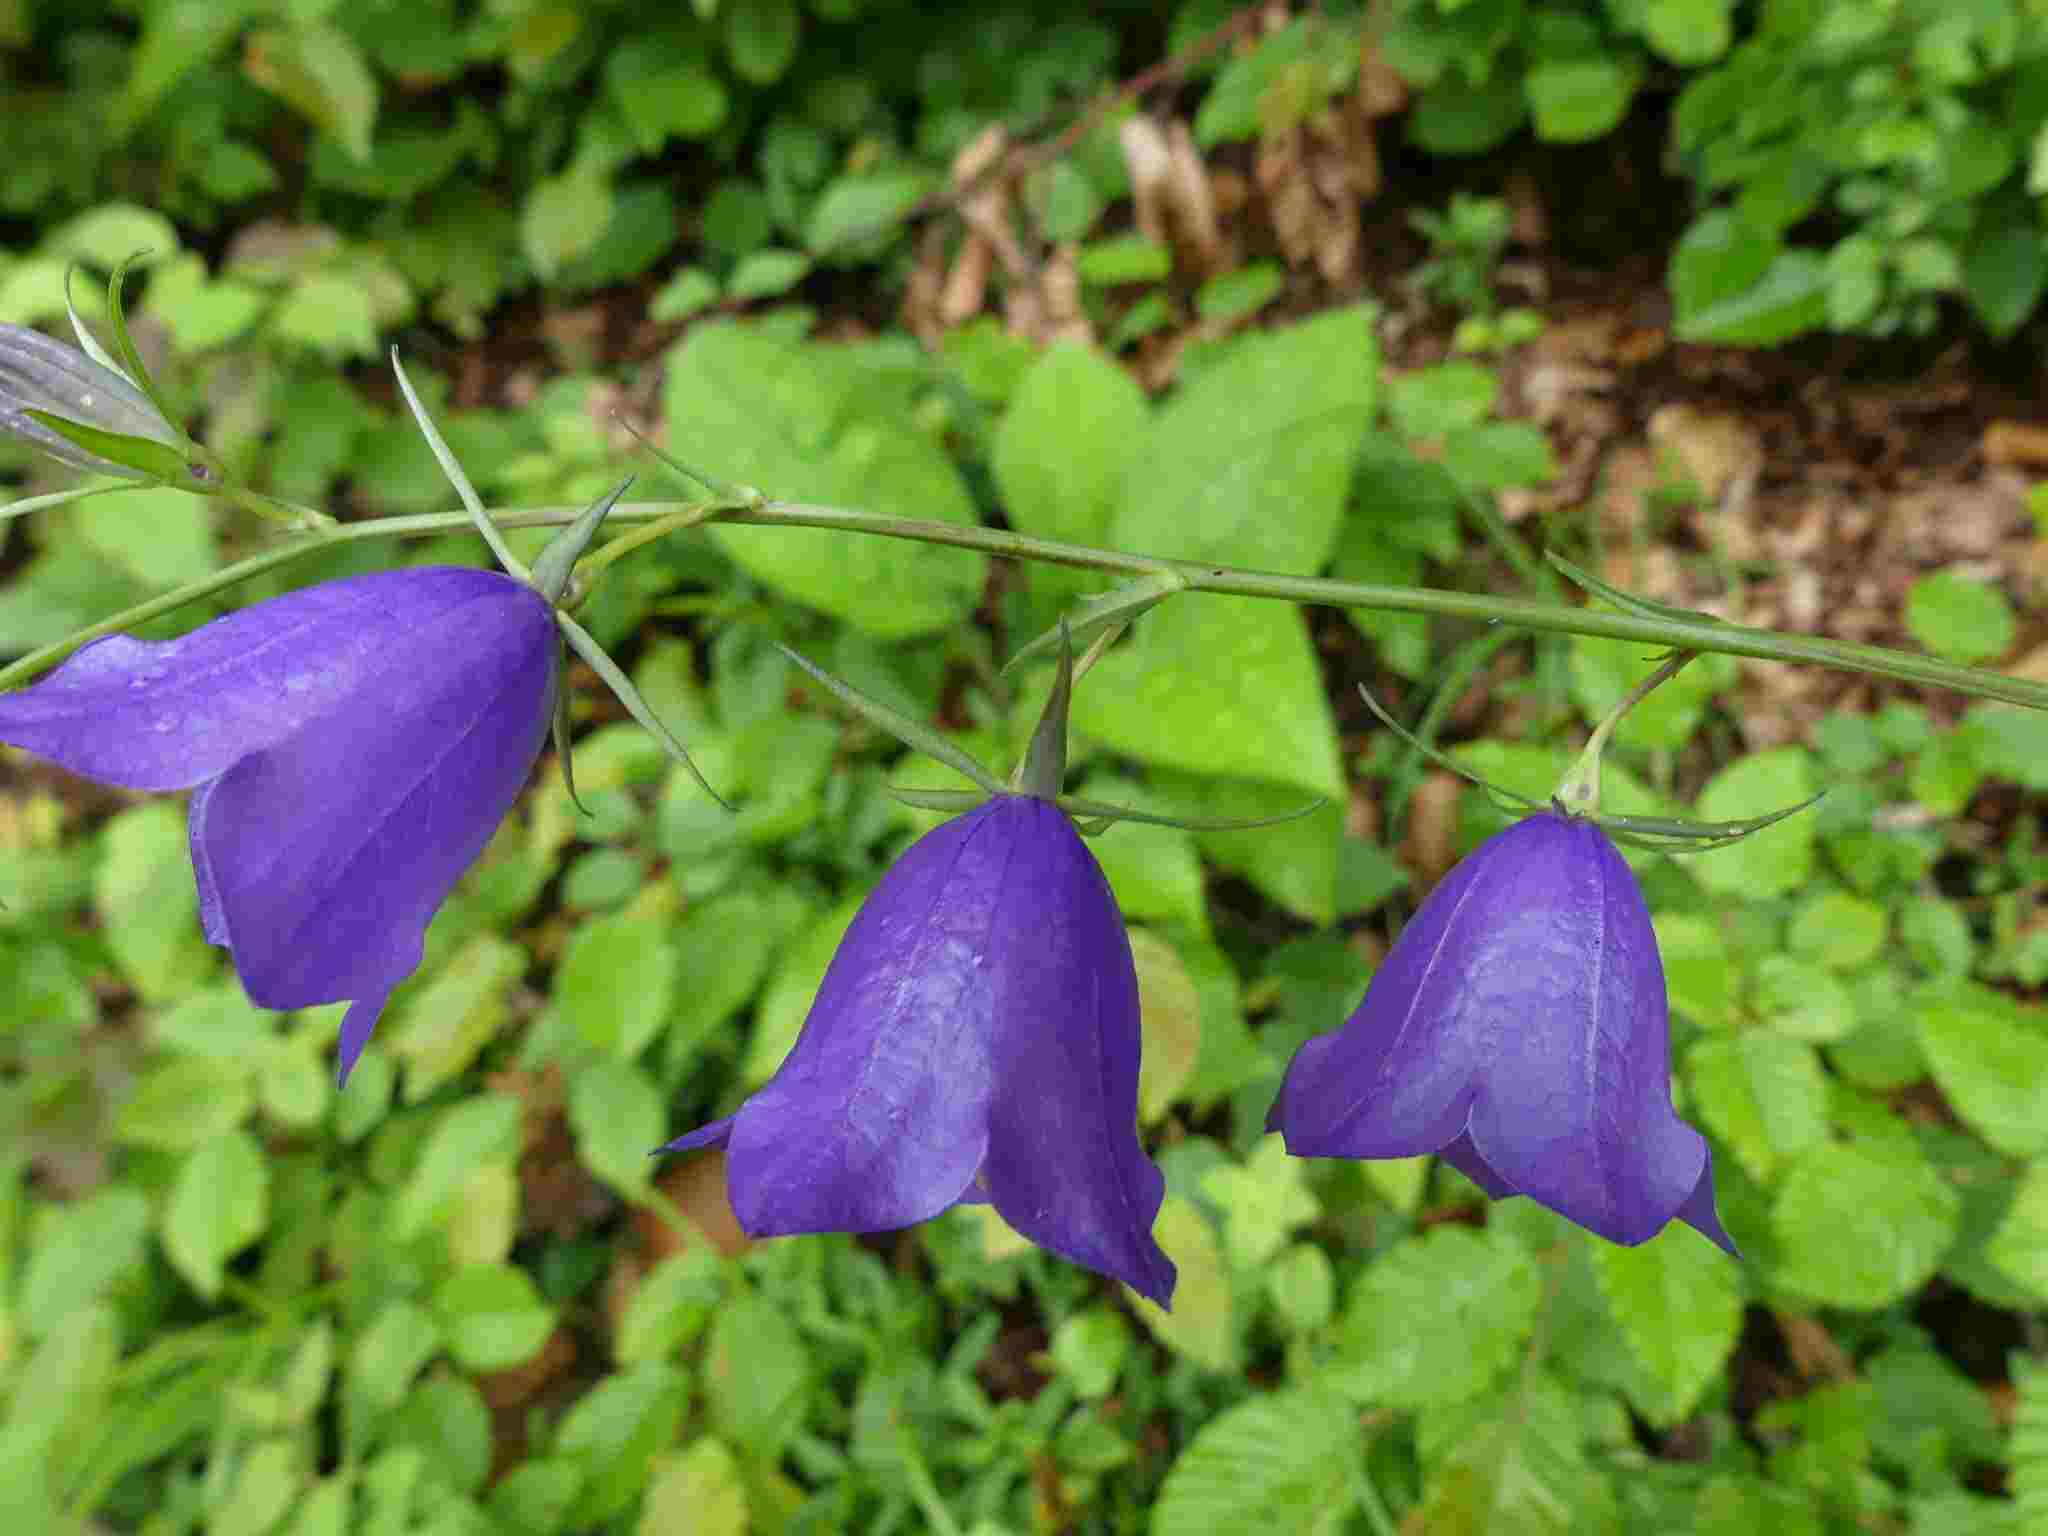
[{"xmin": 4, "ymin": 496, "xmax": 2048, "ymax": 716}]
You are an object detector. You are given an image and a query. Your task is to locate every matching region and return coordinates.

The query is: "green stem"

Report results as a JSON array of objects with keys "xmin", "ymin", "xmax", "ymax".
[{"xmin": 4, "ymin": 497, "xmax": 2047, "ymax": 715}]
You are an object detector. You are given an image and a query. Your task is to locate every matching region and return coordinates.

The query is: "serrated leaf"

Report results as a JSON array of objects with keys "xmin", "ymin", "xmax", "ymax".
[
  {"xmin": 569, "ymin": 1058, "xmax": 665, "ymax": 1198},
  {"xmin": 1916, "ymin": 989, "xmax": 2048, "ymax": 1157},
  {"xmin": 1589, "ymin": 1226, "xmax": 1742, "ymax": 1424},
  {"xmin": 1109, "ymin": 305, "xmax": 1377, "ymax": 574},
  {"xmin": 640, "ymin": 1438, "xmax": 748, "ymax": 1536},
  {"xmin": 1690, "ymin": 748, "xmax": 1816, "ymax": 899},
  {"xmin": 1684, "ymin": 1034, "xmax": 1827, "ymax": 1183},
  {"xmin": 1150, "ymin": 1388, "xmax": 1355, "ymax": 1536},
  {"xmin": 243, "ymin": 24, "xmax": 379, "ymax": 163},
  {"xmin": 1770, "ymin": 1142, "xmax": 1958, "ymax": 1308},
  {"xmin": 1329, "ymin": 1226, "xmax": 1541, "ymax": 1409},
  {"xmin": 1200, "ymin": 1135, "xmax": 1319, "ymax": 1270},
  {"xmin": 557, "ymin": 912, "xmax": 678, "ymax": 1059},
  {"xmin": 433, "ymin": 1264, "xmax": 555, "ymax": 1372},
  {"xmin": 1130, "ymin": 1197, "xmax": 1233, "ymax": 1370},
  {"xmin": 665, "ymin": 323, "xmax": 984, "ymax": 636},
  {"xmin": 388, "ymin": 933, "xmax": 524, "ymax": 1100}
]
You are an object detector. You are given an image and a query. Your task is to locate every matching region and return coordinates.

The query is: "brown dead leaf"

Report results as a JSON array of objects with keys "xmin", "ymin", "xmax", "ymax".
[
  {"xmin": 1402, "ymin": 771, "xmax": 1463, "ymax": 890},
  {"xmin": 1983, "ymin": 420, "xmax": 2048, "ymax": 470},
  {"xmin": 1648, "ymin": 404, "xmax": 1765, "ymax": 506},
  {"xmin": 633, "ymin": 1147, "xmax": 752, "ymax": 1262},
  {"xmin": 1776, "ymin": 1311, "xmax": 1855, "ymax": 1383}
]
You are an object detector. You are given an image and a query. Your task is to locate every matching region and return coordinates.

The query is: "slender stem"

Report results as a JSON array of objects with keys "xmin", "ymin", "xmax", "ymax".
[{"xmin": 4, "ymin": 496, "xmax": 2048, "ymax": 715}]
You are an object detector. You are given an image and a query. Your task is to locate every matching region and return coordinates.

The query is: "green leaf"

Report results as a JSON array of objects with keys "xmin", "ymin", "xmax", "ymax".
[
  {"xmin": 212, "ymin": 1439, "xmax": 301, "ymax": 1536},
  {"xmin": 392, "ymin": 1095, "xmax": 522, "ymax": 1241},
  {"xmin": 1964, "ymin": 224, "xmax": 2047, "ymax": 339},
  {"xmin": 433, "ymin": 1264, "xmax": 556, "ymax": 1372},
  {"xmin": 805, "ymin": 171, "xmax": 935, "ymax": 259},
  {"xmin": 115, "ymin": 1056, "xmax": 254, "ymax": 1149},
  {"xmin": 1110, "ymin": 305, "xmax": 1378, "ymax": 573},
  {"xmin": 523, "ymin": 172, "xmax": 614, "ymax": 284},
  {"xmin": 1770, "ymin": 1142, "xmax": 1958, "ymax": 1308},
  {"xmin": 1985, "ymin": 1162, "xmax": 2048, "ymax": 1300},
  {"xmin": 1675, "ymin": 250, "xmax": 1828, "ymax": 346},
  {"xmin": 1082, "ymin": 777, "xmax": 1208, "ymax": 931},
  {"xmin": 1329, "ymin": 1226, "xmax": 1541, "ymax": 1409},
  {"xmin": 1387, "ymin": 362, "xmax": 1497, "ymax": 438},
  {"xmin": 1133, "ymin": 929, "xmax": 1203, "ymax": 1123},
  {"xmin": 1787, "ymin": 891, "xmax": 1887, "ymax": 970},
  {"xmin": 1415, "ymin": 1376, "xmax": 1619, "ymax": 1536},
  {"xmin": 605, "ymin": 38, "xmax": 727, "ymax": 153},
  {"xmin": 1754, "ymin": 955, "xmax": 1855, "ymax": 1043},
  {"xmin": 1689, "ymin": 748, "xmax": 1815, "ymax": 899},
  {"xmin": 557, "ymin": 912, "xmax": 677, "ymax": 1059},
  {"xmin": 617, "ymin": 1249, "xmax": 722, "ymax": 1365},
  {"xmin": 1444, "ymin": 421, "xmax": 1558, "ymax": 491},
  {"xmin": 1409, "ymin": 77, "xmax": 1528, "ymax": 156},
  {"xmin": 1049, "ymin": 1309, "xmax": 1131, "ymax": 1399},
  {"xmin": 1525, "ymin": 56, "xmax": 1635, "ymax": 143},
  {"xmin": 1199, "ymin": 1134, "xmax": 1319, "ymax": 1269},
  {"xmin": 346, "ymin": 1301, "xmax": 441, "ymax": 1435},
  {"xmin": 724, "ymin": 0, "xmax": 801, "ymax": 85},
  {"xmin": 568, "ymin": 1059, "xmax": 666, "ymax": 1199},
  {"xmin": 163, "ymin": 1130, "xmax": 270, "ymax": 1299},
  {"xmin": 243, "ymin": 24, "xmax": 379, "ymax": 163},
  {"xmin": 1130, "ymin": 1198, "xmax": 1234, "ymax": 1370},
  {"xmin": 706, "ymin": 1295, "xmax": 809, "ymax": 1456},
  {"xmin": 1569, "ymin": 637, "xmax": 1732, "ymax": 754},
  {"xmin": 95, "ymin": 802, "xmax": 214, "ymax": 1002},
  {"xmin": 556, "ymin": 1364, "xmax": 688, "ymax": 1521},
  {"xmin": 665, "ymin": 323, "xmax": 985, "ymax": 637},
  {"xmin": 1916, "ymin": 989, "xmax": 2048, "ymax": 1157},
  {"xmin": 388, "ymin": 934, "xmax": 524, "ymax": 1100},
  {"xmin": 1685, "ymin": 1033, "xmax": 1827, "ymax": 1183},
  {"xmin": 726, "ymin": 248, "xmax": 810, "ymax": 301},
  {"xmin": 1179, "ymin": 779, "xmax": 1341, "ymax": 925},
  {"xmin": 1906, "ymin": 570, "xmax": 2016, "ymax": 665},
  {"xmin": 641, "ymin": 1439, "xmax": 748, "ymax": 1536},
  {"xmin": 1655, "ymin": 914, "xmax": 1737, "ymax": 1028},
  {"xmin": 1150, "ymin": 1388, "xmax": 1355, "ymax": 1536},
  {"xmin": 1589, "ymin": 1226, "xmax": 1743, "ymax": 1424},
  {"xmin": 1071, "ymin": 600, "xmax": 1341, "ymax": 800},
  {"xmin": 1076, "ymin": 236, "xmax": 1173, "ymax": 286},
  {"xmin": 17, "ymin": 1188, "xmax": 149, "ymax": 1338},
  {"xmin": 992, "ymin": 343, "xmax": 1149, "ymax": 546},
  {"xmin": 1642, "ymin": 0, "xmax": 1732, "ymax": 63}
]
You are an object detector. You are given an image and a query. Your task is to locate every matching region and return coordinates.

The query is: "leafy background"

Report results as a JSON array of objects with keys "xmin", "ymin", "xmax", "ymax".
[{"xmin": 6, "ymin": 1, "xmax": 2048, "ymax": 1532}]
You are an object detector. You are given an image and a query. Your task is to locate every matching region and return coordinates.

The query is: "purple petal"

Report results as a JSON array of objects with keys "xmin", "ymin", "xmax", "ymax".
[
  {"xmin": 978, "ymin": 799, "xmax": 1173, "ymax": 1306},
  {"xmin": 1272, "ymin": 813, "xmax": 1731, "ymax": 1251},
  {"xmin": 714, "ymin": 805, "xmax": 1002, "ymax": 1235},
  {"xmin": 656, "ymin": 1116, "xmax": 735, "ymax": 1157},
  {"xmin": 0, "ymin": 569, "xmax": 545, "ymax": 792},
  {"xmin": 180, "ymin": 578, "xmax": 556, "ymax": 1084}
]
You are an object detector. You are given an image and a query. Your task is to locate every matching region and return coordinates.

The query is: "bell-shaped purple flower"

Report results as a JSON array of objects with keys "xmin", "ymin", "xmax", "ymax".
[
  {"xmin": 0, "ymin": 567, "xmax": 557, "ymax": 1084},
  {"xmin": 660, "ymin": 793, "xmax": 1176, "ymax": 1306},
  {"xmin": 1269, "ymin": 811, "xmax": 1735, "ymax": 1253}
]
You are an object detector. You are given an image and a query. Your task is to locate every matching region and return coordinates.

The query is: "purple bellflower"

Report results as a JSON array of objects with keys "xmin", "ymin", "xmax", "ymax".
[
  {"xmin": 0, "ymin": 567, "xmax": 559, "ymax": 1083},
  {"xmin": 660, "ymin": 793, "xmax": 1176, "ymax": 1305},
  {"xmin": 658, "ymin": 632, "xmax": 1176, "ymax": 1306},
  {"xmin": 1269, "ymin": 810, "xmax": 1735, "ymax": 1254}
]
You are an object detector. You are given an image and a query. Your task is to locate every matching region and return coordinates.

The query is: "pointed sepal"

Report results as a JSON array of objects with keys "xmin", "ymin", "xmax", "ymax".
[
  {"xmin": 1018, "ymin": 620, "xmax": 1074, "ymax": 800},
  {"xmin": 390, "ymin": 348, "xmax": 530, "ymax": 583},
  {"xmin": 1002, "ymin": 570, "xmax": 1189, "ymax": 675},
  {"xmin": 556, "ymin": 609, "xmax": 730, "ymax": 810},
  {"xmin": 777, "ymin": 642, "xmax": 1009, "ymax": 798},
  {"xmin": 533, "ymin": 475, "xmax": 632, "ymax": 606}
]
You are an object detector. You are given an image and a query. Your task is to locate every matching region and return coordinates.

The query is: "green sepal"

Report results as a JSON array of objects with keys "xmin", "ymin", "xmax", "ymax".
[
  {"xmin": 1547, "ymin": 551, "xmax": 1722, "ymax": 629},
  {"xmin": 551, "ymin": 650, "xmax": 588, "ymax": 816},
  {"xmin": 777, "ymin": 642, "xmax": 1009, "ymax": 798},
  {"xmin": 1018, "ymin": 620, "xmax": 1074, "ymax": 800},
  {"xmin": 1002, "ymin": 570, "xmax": 1189, "ymax": 675},
  {"xmin": 1357, "ymin": 684, "xmax": 1552, "ymax": 818},
  {"xmin": 101, "ymin": 253, "xmax": 181, "ymax": 432},
  {"xmin": 20, "ymin": 411, "xmax": 201, "ymax": 485},
  {"xmin": 556, "ymin": 609, "xmax": 729, "ymax": 810},
  {"xmin": 533, "ymin": 475, "xmax": 632, "ymax": 606},
  {"xmin": 390, "ymin": 348, "xmax": 530, "ymax": 583},
  {"xmin": 625, "ymin": 420, "xmax": 766, "ymax": 508},
  {"xmin": 883, "ymin": 784, "xmax": 1324, "ymax": 834},
  {"xmin": 1598, "ymin": 793, "xmax": 1827, "ymax": 853}
]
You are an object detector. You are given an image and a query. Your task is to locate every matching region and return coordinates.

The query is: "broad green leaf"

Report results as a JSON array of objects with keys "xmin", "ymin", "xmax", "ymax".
[
  {"xmin": 1073, "ymin": 600, "xmax": 1341, "ymax": 800},
  {"xmin": 384, "ymin": 1376, "xmax": 491, "ymax": 1497},
  {"xmin": 212, "ymin": 1440, "xmax": 301, "ymax": 1536},
  {"xmin": 388, "ymin": 933, "xmax": 524, "ymax": 1101},
  {"xmin": 163, "ymin": 1130, "xmax": 269, "ymax": 1299},
  {"xmin": 1525, "ymin": 56, "xmax": 1634, "ymax": 143},
  {"xmin": 1200, "ymin": 1135, "xmax": 1319, "ymax": 1270},
  {"xmin": 1589, "ymin": 1225, "xmax": 1743, "ymax": 1424},
  {"xmin": 992, "ymin": 343, "xmax": 1149, "ymax": 545},
  {"xmin": 392, "ymin": 1095, "xmax": 521, "ymax": 1240},
  {"xmin": 1654, "ymin": 914, "xmax": 1737, "ymax": 1028},
  {"xmin": 1569, "ymin": 639, "xmax": 1734, "ymax": 755},
  {"xmin": 1329, "ymin": 1226, "xmax": 1541, "ymax": 1409},
  {"xmin": 1415, "ymin": 1376, "xmax": 1620, "ymax": 1536},
  {"xmin": 805, "ymin": 171, "xmax": 937, "ymax": 258},
  {"xmin": 707, "ymin": 1295, "xmax": 809, "ymax": 1456},
  {"xmin": 724, "ymin": 0, "xmax": 800, "ymax": 84},
  {"xmin": 17, "ymin": 1187, "xmax": 149, "ymax": 1337},
  {"xmin": 1754, "ymin": 956, "xmax": 1855, "ymax": 1042},
  {"xmin": 115, "ymin": 1056, "xmax": 253, "ymax": 1149},
  {"xmin": 1083, "ymin": 776, "xmax": 1208, "ymax": 931},
  {"xmin": 641, "ymin": 1439, "xmax": 748, "ymax": 1536},
  {"xmin": 557, "ymin": 1364, "xmax": 689, "ymax": 1521},
  {"xmin": 96, "ymin": 802, "xmax": 214, "ymax": 1002},
  {"xmin": 1685, "ymin": 1033, "xmax": 1827, "ymax": 1183},
  {"xmin": 1689, "ymin": 748, "xmax": 1815, "ymax": 899},
  {"xmin": 617, "ymin": 1249, "xmax": 722, "ymax": 1365},
  {"xmin": 1050, "ymin": 1309, "xmax": 1131, "ymax": 1399},
  {"xmin": 1787, "ymin": 891, "xmax": 1887, "ymax": 970},
  {"xmin": 75, "ymin": 486, "xmax": 217, "ymax": 590},
  {"xmin": 1110, "ymin": 305, "xmax": 1378, "ymax": 573},
  {"xmin": 569, "ymin": 1059, "xmax": 666, "ymax": 1198},
  {"xmin": 1131, "ymin": 1198, "xmax": 1234, "ymax": 1371},
  {"xmin": 1149, "ymin": 1388, "xmax": 1355, "ymax": 1536},
  {"xmin": 1675, "ymin": 250, "xmax": 1828, "ymax": 346},
  {"xmin": 433, "ymin": 1264, "xmax": 555, "ymax": 1372},
  {"xmin": 1986, "ymin": 1162, "xmax": 2048, "ymax": 1300},
  {"xmin": 346, "ymin": 1301, "xmax": 441, "ymax": 1434},
  {"xmin": 745, "ymin": 896, "xmax": 861, "ymax": 1085},
  {"xmin": 1917, "ymin": 990, "xmax": 2048, "ymax": 1156},
  {"xmin": 665, "ymin": 324, "xmax": 984, "ymax": 636},
  {"xmin": 557, "ymin": 912, "xmax": 677, "ymax": 1059},
  {"xmin": 1642, "ymin": 0, "xmax": 1732, "ymax": 63},
  {"xmin": 243, "ymin": 24, "xmax": 379, "ymax": 163},
  {"xmin": 1133, "ymin": 929, "xmax": 1202, "ymax": 1123},
  {"xmin": 1771, "ymin": 1142, "xmax": 1958, "ymax": 1308},
  {"xmin": 523, "ymin": 172, "xmax": 614, "ymax": 283},
  {"xmin": 1906, "ymin": 570, "xmax": 2016, "ymax": 665}
]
